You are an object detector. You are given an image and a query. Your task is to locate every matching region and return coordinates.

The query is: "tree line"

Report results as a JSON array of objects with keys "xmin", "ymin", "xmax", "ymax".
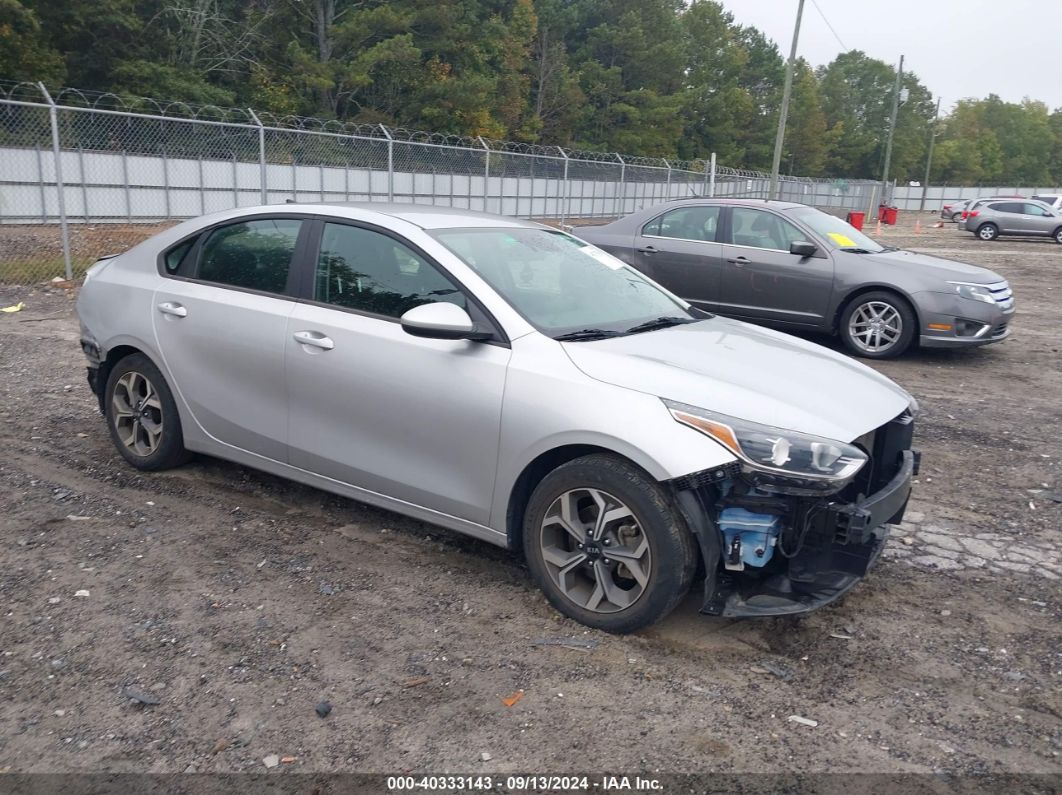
[{"xmin": 2, "ymin": 0, "xmax": 1059, "ymax": 185}]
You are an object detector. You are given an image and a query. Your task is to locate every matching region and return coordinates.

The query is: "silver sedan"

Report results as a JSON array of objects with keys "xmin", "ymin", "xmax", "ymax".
[{"xmin": 77, "ymin": 204, "xmax": 919, "ymax": 631}]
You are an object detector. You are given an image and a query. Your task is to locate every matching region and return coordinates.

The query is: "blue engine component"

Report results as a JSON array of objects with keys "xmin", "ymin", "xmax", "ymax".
[{"xmin": 718, "ymin": 507, "xmax": 783, "ymax": 570}]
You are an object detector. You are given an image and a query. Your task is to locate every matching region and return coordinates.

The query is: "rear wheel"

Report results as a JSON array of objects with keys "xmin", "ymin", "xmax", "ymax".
[
  {"xmin": 523, "ymin": 454, "xmax": 697, "ymax": 633},
  {"xmin": 839, "ymin": 291, "xmax": 917, "ymax": 359},
  {"xmin": 104, "ymin": 353, "xmax": 191, "ymax": 470},
  {"xmin": 977, "ymin": 223, "xmax": 999, "ymax": 241},
  {"xmin": 1053, "ymin": 227, "xmax": 1062, "ymax": 245}
]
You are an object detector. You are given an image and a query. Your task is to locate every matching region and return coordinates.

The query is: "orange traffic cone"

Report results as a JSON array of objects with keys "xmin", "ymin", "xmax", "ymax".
[
  {"xmin": 915, "ymin": 219, "xmax": 922, "ymax": 234},
  {"xmin": 933, "ymin": 221, "xmax": 944, "ymax": 228},
  {"xmin": 875, "ymin": 219, "xmax": 882, "ymax": 236}
]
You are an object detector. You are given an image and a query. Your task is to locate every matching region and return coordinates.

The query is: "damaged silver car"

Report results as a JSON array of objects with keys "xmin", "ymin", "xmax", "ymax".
[{"xmin": 77, "ymin": 204, "xmax": 919, "ymax": 632}]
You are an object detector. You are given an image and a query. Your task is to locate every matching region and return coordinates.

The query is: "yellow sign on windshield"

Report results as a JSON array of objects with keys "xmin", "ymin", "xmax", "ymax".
[{"xmin": 828, "ymin": 232, "xmax": 857, "ymax": 247}]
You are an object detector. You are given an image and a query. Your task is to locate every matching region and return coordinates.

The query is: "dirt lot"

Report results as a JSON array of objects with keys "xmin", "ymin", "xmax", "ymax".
[{"xmin": 0, "ymin": 213, "xmax": 1059, "ymax": 780}]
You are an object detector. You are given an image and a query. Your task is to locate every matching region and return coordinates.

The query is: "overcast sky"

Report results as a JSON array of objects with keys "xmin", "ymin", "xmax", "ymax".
[{"xmin": 717, "ymin": 0, "xmax": 1062, "ymax": 112}]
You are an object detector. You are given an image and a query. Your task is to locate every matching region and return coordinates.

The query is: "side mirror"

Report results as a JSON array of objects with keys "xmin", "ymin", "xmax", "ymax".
[
  {"xmin": 790, "ymin": 240, "xmax": 818, "ymax": 258},
  {"xmin": 400, "ymin": 302, "xmax": 489, "ymax": 341}
]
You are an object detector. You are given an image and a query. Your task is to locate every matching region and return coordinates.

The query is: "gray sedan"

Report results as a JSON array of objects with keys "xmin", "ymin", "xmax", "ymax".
[
  {"xmin": 963, "ymin": 199, "xmax": 1062, "ymax": 243},
  {"xmin": 576, "ymin": 199, "xmax": 1015, "ymax": 358},
  {"xmin": 77, "ymin": 203, "xmax": 920, "ymax": 631}
]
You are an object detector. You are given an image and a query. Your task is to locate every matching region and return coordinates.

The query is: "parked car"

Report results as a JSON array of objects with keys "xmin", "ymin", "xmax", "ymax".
[
  {"xmin": 963, "ymin": 199, "xmax": 1062, "ymax": 243},
  {"xmin": 1031, "ymin": 194, "xmax": 1062, "ymax": 212},
  {"xmin": 78, "ymin": 203, "xmax": 921, "ymax": 632},
  {"xmin": 941, "ymin": 199, "xmax": 969, "ymax": 221},
  {"xmin": 576, "ymin": 199, "xmax": 1015, "ymax": 359},
  {"xmin": 961, "ymin": 195, "xmax": 1025, "ymax": 220}
]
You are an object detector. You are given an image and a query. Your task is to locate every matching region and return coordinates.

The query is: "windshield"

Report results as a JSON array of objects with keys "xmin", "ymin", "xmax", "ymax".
[
  {"xmin": 431, "ymin": 228, "xmax": 698, "ymax": 337},
  {"xmin": 787, "ymin": 207, "xmax": 885, "ymax": 253}
]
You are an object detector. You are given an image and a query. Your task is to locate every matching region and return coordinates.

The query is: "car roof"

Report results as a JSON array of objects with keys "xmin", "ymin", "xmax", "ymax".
[
  {"xmin": 276, "ymin": 201, "xmax": 542, "ymax": 230},
  {"xmin": 662, "ymin": 197, "xmax": 807, "ymax": 211}
]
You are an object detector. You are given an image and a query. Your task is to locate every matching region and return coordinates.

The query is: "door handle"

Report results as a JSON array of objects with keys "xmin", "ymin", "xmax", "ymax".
[
  {"xmin": 292, "ymin": 331, "xmax": 334, "ymax": 351},
  {"xmin": 637, "ymin": 245, "xmax": 658, "ymax": 254},
  {"xmin": 157, "ymin": 302, "xmax": 187, "ymax": 318},
  {"xmin": 726, "ymin": 256, "xmax": 749, "ymax": 267}
]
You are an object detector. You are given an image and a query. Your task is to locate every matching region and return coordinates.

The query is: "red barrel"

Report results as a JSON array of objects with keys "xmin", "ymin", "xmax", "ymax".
[
  {"xmin": 883, "ymin": 206, "xmax": 899, "ymax": 225},
  {"xmin": 846, "ymin": 211, "xmax": 865, "ymax": 231}
]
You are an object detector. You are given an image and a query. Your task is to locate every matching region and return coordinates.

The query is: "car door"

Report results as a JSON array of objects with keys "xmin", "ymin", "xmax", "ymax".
[
  {"xmin": 716, "ymin": 207, "xmax": 834, "ymax": 326},
  {"xmin": 984, "ymin": 202, "xmax": 1020, "ymax": 233},
  {"xmin": 1020, "ymin": 202, "xmax": 1056, "ymax": 235},
  {"xmin": 152, "ymin": 215, "xmax": 307, "ymax": 461},
  {"xmin": 285, "ymin": 219, "xmax": 510, "ymax": 525},
  {"xmin": 630, "ymin": 205, "xmax": 724, "ymax": 309}
]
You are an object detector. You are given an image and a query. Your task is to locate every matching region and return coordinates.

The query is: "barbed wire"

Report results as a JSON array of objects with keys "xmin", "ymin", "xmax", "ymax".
[{"xmin": 0, "ymin": 79, "xmax": 881, "ymax": 183}]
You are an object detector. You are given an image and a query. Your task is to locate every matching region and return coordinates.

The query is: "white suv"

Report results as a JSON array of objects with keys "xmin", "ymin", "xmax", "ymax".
[{"xmin": 1032, "ymin": 194, "xmax": 1062, "ymax": 212}]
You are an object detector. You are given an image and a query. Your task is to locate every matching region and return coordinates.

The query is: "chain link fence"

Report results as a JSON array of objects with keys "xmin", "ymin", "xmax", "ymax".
[{"xmin": 0, "ymin": 81, "xmax": 881, "ymax": 284}]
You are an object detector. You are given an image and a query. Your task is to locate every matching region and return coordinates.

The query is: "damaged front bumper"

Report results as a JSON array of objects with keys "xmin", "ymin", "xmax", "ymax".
[
  {"xmin": 673, "ymin": 408, "xmax": 919, "ymax": 619},
  {"xmin": 704, "ymin": 450, "xmax": 917, "ymax": 617}
]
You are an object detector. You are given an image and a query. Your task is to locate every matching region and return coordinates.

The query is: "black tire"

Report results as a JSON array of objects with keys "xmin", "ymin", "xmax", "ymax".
[
  {"xmin": 838, "ymin": 290, "xmax": 918, "ymax": 359},
  {"xmin": 976, "ymin": 223, "xmax": 999, "ymax": 241},
  {"xmin": 951, "ymin": 211, "xmax": 963, "ymax": 222},
  {"xmin": 104, "ymin": 353, "xmax": 191, "ymax": 471},
  {"xmin": 1053, "ymin": 227, "xmax": 1062, "ymax": 245},
  {"xmin": 523, "ymin": 453, "xmax": 697, "ymax": 633}
]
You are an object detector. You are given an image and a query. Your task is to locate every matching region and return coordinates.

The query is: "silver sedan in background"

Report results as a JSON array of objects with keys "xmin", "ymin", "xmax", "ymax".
[
  {"xmin": 77, "ymin": 203, "xmax": 920, "ymax": 632},
  {"xmin": 575, "ymin": 199, "xmax": 1015, "ymax": 358}
]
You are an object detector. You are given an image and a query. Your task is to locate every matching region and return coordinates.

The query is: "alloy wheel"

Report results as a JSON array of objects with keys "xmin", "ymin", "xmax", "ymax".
[
  {"xmin": 538, "ymin": 488, "xmax": 651, "ymax": 614},
  {"xmin": 848, "ymin": 301, "xmax": 903, "ymax": 354},
  {"xmin": 978, "ymin": 225, "xmax": 997, "ymax": 240},
  {"xmin": 111, "ymin": 371, "xmax": 164, "ymax": 456}
]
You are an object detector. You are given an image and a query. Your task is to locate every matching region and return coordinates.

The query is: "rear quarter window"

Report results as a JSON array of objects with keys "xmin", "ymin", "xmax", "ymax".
[{"xmin": 163, "ymin": 239, "xmax": 195, "ymax": 274}]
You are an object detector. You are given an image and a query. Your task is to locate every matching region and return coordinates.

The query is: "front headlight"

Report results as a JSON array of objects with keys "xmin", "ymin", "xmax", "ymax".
[
  {"xmin": 949, "ymin": 282, "xmax": 995, "ymax": 305},
  {"xmin": 664, "ymin": 400, "xmax": 867, "ymax": 490}
]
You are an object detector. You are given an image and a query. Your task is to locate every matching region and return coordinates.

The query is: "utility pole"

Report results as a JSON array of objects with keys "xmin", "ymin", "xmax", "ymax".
[
  {"xmin": 919, "ymin": 96, "xmax": 942, "ymax": 212},
  {"xmin": 769, "ymin": 0, "xmax": 805, "ymax": 201},
  {"xmin": 880, "ymin": 54, "xmax": 904, "ymax": 205}
]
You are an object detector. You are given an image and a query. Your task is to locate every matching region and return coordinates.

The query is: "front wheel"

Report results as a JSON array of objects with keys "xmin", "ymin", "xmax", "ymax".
[
  {"xmin": 523, "ymin": 454, "xmax": 697, "ymax": 633},
  {"xmin": 1053, "ymin": 227, "xmax": 1062, "ymax": 245},
  {"xmin": 839, "ymin": 291, "xmax": 917, "ymax": 359},
  {"xmin": 977, "ymin": 223, "xmax": 999, "ymax": 241},
  {"xmin": 104, "ymin": 353, "xmax": 191, "ymax": 470}
]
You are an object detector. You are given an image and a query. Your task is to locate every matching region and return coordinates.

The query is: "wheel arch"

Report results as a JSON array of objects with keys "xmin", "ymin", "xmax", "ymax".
[
  {"xmin": 93, "ymin": 342, "xmax": 160, "ymax": 413},
  {"xmin": 505, "ymin": 444, "xmax": 659, "ymax": 554},
  {"xmin": 832, "ymin": 284, "xmax": 922, "ymax": 334}
]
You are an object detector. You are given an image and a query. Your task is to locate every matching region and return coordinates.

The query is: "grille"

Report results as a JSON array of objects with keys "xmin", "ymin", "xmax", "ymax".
[
  {"xmin": 671, "ymin": 461, "xmax": 741, "ymax": 491},
  {"xmin": 991, "ymin": 321, "xmax": 1009, "ymax": 339},
  {"xmin": 986, "ymin": 281, "xmax": 1014, "ymax": 311}
]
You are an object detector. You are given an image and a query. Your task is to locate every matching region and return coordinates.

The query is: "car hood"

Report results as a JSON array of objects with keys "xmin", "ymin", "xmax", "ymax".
[
  {"xmin": 562, "ymin": 317, "xmax": 912, "ymax": 442},
  {"xmin": 856, "ymin": 248, "xmax": 1004, "ymax": 283}
]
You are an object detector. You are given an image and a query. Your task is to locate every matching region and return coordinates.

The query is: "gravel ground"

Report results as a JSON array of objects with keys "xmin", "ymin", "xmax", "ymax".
[{"xmin": 0, "ymin": 213, "xmax": 1059, "ymax": 778}]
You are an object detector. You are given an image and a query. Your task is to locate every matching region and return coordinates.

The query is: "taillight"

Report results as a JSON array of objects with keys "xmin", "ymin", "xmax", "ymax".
[
  {"xmin": 969, "ymin": 210, "xmax": 979, "ymax": 218},
  {"xmin": 962, "ymin": 211, "xmax": 969, "ymax": 218}
]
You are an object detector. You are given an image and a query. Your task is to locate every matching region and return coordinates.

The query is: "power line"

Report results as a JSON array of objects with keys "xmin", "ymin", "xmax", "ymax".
[{"xmin": 809, "ymin": 0, "xmax": 849, "ymax": 52}]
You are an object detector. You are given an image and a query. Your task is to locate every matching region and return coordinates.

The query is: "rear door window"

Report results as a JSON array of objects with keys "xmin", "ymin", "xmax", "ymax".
[
  {"xmin": 196, "ymin": 218, "xmax": 302, "ymax": 294},
  {"xmin": 645, "ymin": 206, "xmax": 722, "ymax": 242},
  {"xmin": 990, "ymin": 202, "xmax": 1021, "ymax": 214}
]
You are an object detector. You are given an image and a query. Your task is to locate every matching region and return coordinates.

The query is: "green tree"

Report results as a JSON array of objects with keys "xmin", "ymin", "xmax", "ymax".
[
  {"xmin": 781, "ymin": 58, "xmax": 826, "ymax": 175},
  {"xmin": 678, "ymin": 0, "xmax": 783, "ymax": 168},
  {"xmin": 818, "ymin": 51, "xmax": 934, "ymax": 181},
  {"xmin": 0, "ymin": 0, "xmax": 64, "ymax": 83}
]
